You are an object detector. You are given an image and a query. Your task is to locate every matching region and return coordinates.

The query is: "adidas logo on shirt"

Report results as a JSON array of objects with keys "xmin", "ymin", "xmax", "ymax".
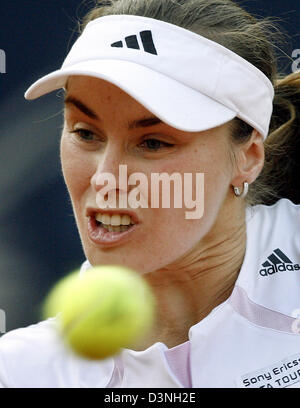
[
  {"xmin": 111, "ymin": 30, "xmax": 158, "ymax": 55},
  {"xmin": 259, "ymin": 248, "xmax": 300, "ymax": 277}
]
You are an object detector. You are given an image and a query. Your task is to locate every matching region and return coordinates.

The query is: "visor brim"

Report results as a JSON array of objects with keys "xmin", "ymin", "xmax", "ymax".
[{"xmin": 25, "ymin": 59, "xmax": 236, "ymax": 132}]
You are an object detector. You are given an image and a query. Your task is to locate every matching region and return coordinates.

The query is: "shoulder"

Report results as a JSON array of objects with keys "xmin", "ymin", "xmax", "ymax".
[
  {"xmin": 0, "ymin": 318, "xmax": 114, "ymax": 388},
  {"xmin": 246, "ymin": 198, "xmax": 300, "ymax": 253},
  {"xmin": 239, "ymin": 198, "xmax": 300, "ymax": 316},
  {"xmin": 247, "ymin": 198, "xmax": 300, "ymax": 228}
]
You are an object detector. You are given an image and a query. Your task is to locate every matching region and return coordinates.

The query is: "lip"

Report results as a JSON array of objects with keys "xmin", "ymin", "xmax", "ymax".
[{"xmin": 86, "ymin": 208, "xmax": 140, "ymax": 248}]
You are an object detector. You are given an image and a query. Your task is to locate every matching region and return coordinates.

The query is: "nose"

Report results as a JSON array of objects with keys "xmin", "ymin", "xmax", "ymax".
[{"xmin": 90, "ymin": 147, "xmax": 129, "ymax": 207}]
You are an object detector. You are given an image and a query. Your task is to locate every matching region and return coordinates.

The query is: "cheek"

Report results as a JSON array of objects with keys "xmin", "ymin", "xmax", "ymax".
[
  {"xmin": 140, "ymin": 154, "xmax": 228, "ymax": 259},
  {"xmin": 60, "ymin": 135, "xmax": 93, "ymax": 204},
  {"xmin": 157, "ymin": 146, "xmax": 230, "ymax": 208},
  {"xmin": 152, "ymin": 145, "xmax": 230, "ymax": 242}
]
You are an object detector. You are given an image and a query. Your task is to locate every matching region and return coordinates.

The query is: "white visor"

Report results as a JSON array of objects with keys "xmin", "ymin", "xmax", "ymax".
[{"xmin": 24, "ymin": 14, "xmax": 274, "ymax": 140}]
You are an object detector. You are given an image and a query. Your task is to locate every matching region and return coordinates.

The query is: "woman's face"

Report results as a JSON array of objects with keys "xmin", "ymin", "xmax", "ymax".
[{"xmin": 60, "ymin": 75, "xmax": 234, "ymax": 274}]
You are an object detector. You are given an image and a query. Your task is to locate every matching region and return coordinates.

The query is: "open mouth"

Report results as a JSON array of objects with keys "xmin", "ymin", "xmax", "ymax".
[{"xmin": 87, "ymin": 211, "xmax": 139, "ymax": 246}]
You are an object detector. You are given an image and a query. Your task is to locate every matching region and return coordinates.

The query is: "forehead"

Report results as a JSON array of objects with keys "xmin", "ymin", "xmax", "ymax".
[
  {"xmin": 65, "ymin": 74, "xmax": 162, "ymax": 113},
  {"xmin": 64, "ymin": 75, "xmax": 232, "ymax": 140},
  {"xmin": 64, "ymin": 76, "xmax": 168, "ymax": 130}
]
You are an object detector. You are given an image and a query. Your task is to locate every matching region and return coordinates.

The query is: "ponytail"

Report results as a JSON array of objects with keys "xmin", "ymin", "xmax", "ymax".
[{"xmin": 261, "ymin": 72, "xmax": 300, "ymax": 205}]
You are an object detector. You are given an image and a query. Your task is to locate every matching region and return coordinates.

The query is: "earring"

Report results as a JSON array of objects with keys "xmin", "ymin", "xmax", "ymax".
[{"xmin": 233, "ymin": 181, "xmax": 249, "ymax": 198}]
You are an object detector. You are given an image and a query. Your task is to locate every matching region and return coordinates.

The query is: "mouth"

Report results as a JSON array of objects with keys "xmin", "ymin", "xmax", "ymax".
[{"xmin": 86, "ymin": 210, "xmax": 139, "ymax": 247}]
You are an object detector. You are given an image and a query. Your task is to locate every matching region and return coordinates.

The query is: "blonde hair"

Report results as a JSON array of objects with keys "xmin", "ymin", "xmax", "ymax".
[{"xmin": 79, "ymin": 0, "xmax": 300, "ymax": 206}]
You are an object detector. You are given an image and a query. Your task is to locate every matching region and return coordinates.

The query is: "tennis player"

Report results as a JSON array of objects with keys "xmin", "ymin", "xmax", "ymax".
[{"xmin": 0, "ymin": 0, "xmax": 300, "ymax": 388}]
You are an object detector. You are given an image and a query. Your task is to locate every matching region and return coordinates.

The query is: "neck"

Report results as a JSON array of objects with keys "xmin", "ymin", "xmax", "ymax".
[{"xmin": 136, "ymin": 196, "xmax": 247, "ymax": 350}]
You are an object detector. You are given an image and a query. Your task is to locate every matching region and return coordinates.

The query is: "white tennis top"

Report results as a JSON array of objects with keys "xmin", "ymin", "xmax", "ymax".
[{"xmin": 0, "ymin": 198, "xmax": 300, "ymax": 388}]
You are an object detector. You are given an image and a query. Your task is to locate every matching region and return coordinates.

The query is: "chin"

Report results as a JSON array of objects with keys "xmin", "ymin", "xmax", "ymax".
[{"xmin": 83, "ymin": 246, "xmax": 141, "ymax": 271}]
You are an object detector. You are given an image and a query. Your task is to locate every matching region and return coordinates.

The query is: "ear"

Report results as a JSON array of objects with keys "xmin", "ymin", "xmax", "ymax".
[{"xmin": 231, "ymin": 129, "xmax": 265, "ymax": 188}]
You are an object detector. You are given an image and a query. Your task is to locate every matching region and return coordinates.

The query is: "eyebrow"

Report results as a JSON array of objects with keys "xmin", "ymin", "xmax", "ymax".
[{"xmin": 64, "ymin": 96, "xmax": 163, "ymax": 130}]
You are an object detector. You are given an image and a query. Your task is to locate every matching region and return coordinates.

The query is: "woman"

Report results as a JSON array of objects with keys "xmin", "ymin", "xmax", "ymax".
[{"xmin": 0, "ymin": 0, "xmax": 299, "ymax": 388}]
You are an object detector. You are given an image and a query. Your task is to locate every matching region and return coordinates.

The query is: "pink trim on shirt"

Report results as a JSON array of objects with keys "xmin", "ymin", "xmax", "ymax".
[{"xmin": 229, "ymin": 285, "xmax": 300, "ymax": 333}]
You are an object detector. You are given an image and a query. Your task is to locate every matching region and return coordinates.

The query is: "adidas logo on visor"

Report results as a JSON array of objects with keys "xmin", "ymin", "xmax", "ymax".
[
  {"xmin": 111, "ymin": 30, "xmax": 158, "ymax": 55},
  {"xmin": 259, "ymin": 248, "xmax": 300, "ymax": 277}
]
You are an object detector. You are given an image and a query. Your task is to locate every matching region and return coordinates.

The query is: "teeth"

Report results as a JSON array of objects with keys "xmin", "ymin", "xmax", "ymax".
[
  {"xmin": 95, "ymin": 213, "xmax": 103, "ymax": 223},
  {"xmin": 107, "ymin": 225, "xmax": 121, "ymax": 232},
  {"xmin": 102, "ymin": 214, "xmax": 111, "ymax": 225},
  {"xmin": 95, "ymin": 213, "xmax": 135, "ymax": 226},
  {"xmin": 102, "ymin": 224, "xmax": 129, "ymax": 232},
  {"xmin": 121, "ymin": 215, "xmax": 131, "ymax": 226},
  {"xmin": 111, "ymin": 214, "xmax": 121, "ymax": 226}
]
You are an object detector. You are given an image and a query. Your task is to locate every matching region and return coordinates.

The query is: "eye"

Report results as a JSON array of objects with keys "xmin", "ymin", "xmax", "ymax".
[
  {"xmin": 69, "ymin": 128, "xmax": 97, "ymax": 142},
  {"xmin": 140, "ymin": 138, "xmax": 174, "ymax": 151}
]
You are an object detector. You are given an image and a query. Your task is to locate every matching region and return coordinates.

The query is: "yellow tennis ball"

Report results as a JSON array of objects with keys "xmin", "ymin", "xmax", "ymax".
[{"xmin": 42, "ymin": 265, "xmax": 156, "ymax": 359}]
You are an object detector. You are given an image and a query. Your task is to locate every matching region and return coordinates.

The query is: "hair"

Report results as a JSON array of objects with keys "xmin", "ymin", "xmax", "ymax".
[{"xmin": 78, "ymin": 0, "xmax": 300, "ymax": 207}]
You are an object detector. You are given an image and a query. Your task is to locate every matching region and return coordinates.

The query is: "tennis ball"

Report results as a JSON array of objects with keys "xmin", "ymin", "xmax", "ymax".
[{"xmin": 42, "ymin": 265, "xmax": 156, "ymax": 360}]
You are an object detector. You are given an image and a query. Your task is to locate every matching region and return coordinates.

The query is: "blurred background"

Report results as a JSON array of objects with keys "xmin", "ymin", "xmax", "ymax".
[{"xmin": 0, "ymin": 0, "xmax": 299, "ymax": 332}]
